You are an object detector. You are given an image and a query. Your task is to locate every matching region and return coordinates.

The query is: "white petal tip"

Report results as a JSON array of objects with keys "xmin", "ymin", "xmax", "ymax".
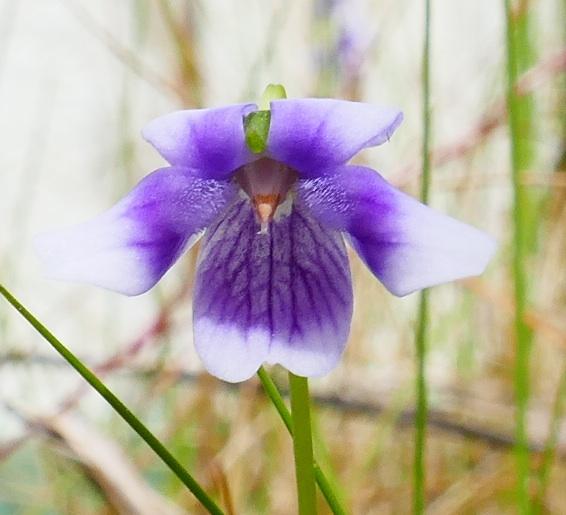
[
  {"xmin": 33, "ymin": 223, "xmax": 155, "ymax": 297},
  {"xmin": 386, "ymin": 231, "xmax": 497, "ymax": 297},
  {"xmin": 194, "ymin": 319, "xmax": 267, "ymax": 383}
]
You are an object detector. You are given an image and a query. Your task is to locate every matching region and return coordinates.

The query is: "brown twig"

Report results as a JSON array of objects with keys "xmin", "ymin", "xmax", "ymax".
[
  {"xmin": 464, "ymin": 277, "xmax": 566, "ymax": 352},
  {"xmin": 4, "ymin": 356, "xmax": 565, "ymax": 459},
  {"xmin": 156, "ymin": 0, "xmax": 201, "ymax": 106},
  {"xmin": 391, "ymin": 48, "xmax": 566, "ymax": 187},
  {"xmin": 57, "ymin": 279, "xmax": 192, "ymax": 412},
  {"xmin": 60, "ymin": 0, "xmax": 186, "ymax": 101}
]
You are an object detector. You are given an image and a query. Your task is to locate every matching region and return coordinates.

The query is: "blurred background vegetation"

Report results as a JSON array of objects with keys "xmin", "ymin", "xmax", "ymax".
[{"xmin": 0, "ymin": 0, "xmax": 565, "ymax": 513}]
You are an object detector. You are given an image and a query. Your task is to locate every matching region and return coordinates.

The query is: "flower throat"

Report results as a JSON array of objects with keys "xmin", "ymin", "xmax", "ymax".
[
  {"xmin": 239, "ymin": 84, "xmax": 293, "ymax": 233},
  {"xmin": 235, "ymin": 158, "xmax": 297, "ymax": 233}
]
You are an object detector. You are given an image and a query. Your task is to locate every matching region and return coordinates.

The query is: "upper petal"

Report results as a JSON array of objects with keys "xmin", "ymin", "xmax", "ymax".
[
  {"xmin": 35, "ymin": 167, "xmax": 237, "ymax": 295},
  {"xmin": 267, "ymin": 98, "xmax": 403, "ymax": 177},
  {"xmin": 193, "ymin": 198, "xmax": 353, "ymax": 382},
  {"xmin": 142, "ymin": 103, "xmax": 258, "ymax": 179},
  {"xmin": 298, "ymin": 166, "xmax": 496, "ymax": 296}
]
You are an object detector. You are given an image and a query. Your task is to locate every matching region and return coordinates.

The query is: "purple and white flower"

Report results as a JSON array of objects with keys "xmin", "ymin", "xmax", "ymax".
[{"xmin": 36, "ymin": 98, "xmax": 495, "ymax": 382}]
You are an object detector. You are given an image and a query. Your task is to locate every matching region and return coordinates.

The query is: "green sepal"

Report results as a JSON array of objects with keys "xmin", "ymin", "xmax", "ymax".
[
  {"xmin": 244, "ymin": 84, "xmax": 287, "ymax": 154},
  {"xmin": 260, "ymin": 83, "xmax": 287, "ymax": 109},
  {"xmin": 244, "ymin": 110, "xmax": 271, "ymax": 154}
]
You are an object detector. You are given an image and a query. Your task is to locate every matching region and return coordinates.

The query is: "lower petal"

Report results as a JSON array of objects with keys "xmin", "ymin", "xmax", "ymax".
[
  {"xmin": 36, "ymin": 167, "xmax": 237, "ymax": 295},
  {"xmin": 193, "ymin": 198, "xmax": 353, "ymax": 382},
  {"xmin": 298, "ymin": 166, "xmax": 496, "ymax": 296}
]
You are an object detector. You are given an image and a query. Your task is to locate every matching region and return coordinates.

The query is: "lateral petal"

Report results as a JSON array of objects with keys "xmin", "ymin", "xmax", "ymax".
[
  {"xmin": 298, "ymin": 166, "xmax": 496, "ymax": 296},
  {"xmin": 36, "ymin": 167, "xmax": 237, "ymax": 295}
]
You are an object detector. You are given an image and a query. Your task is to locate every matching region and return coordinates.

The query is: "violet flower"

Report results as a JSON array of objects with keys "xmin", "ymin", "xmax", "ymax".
[{"xmin": 36, "ymin": 97, "xmax": 495, "ymax": 382}]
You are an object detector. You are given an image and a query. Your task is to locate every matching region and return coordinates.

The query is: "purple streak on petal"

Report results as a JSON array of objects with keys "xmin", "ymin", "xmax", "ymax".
[
  {"xmin": 142, "ymin": 103, "xmax": 258, "ymax": 179},
  {"xmin": 267, "ymin": 99, "xmax": 402, "ymax": 177},
  {"xmin": 35, "ymin": 167, "xmax": 237, "ymax": 296},
  {"xmin": 334, "ymin": 0, "xmax": 373, "ymax": 77},
  {"xmin": 298, "ymin": 166, "xmax": 496, "ymax": 296},
  {"xmin": 193, "ymin": 198, "xmax": 353, "ymax": 382}
]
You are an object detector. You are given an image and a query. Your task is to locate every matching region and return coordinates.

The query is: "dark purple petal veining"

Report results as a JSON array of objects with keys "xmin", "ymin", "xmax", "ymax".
[{"xmin": 193, "ymin": 198, "xmax": 353, "ymax": 382}]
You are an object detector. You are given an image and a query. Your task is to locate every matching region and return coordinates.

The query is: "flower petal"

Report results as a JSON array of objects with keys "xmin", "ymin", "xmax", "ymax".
[
  {"xmin": 267, "ymin": 98, "xmax": 402, "ymax": 177},
  {"xmin": 36, "ymin": 167, "xmax": 237, "ymax": 295},
  {"xmin": 298, "ymin": 166, "xmax": 496, "ymax": 296},
  {"xmin": 193, "ymin": 198, "xmax": 353, "ymax": 382},
  {"xmin": 142, "ymin": 104, "xmax": 258, "ymax": 179}
]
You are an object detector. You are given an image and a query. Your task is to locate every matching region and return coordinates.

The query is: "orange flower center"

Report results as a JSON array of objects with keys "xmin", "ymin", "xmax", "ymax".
[{"xmin": 235, "ymin": 158, "xmax": 297, "ymax": 232}]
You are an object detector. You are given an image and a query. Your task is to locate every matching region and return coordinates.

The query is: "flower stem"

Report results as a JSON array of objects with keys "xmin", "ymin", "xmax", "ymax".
[
  {"xmin": 257, "ymin": 367, "xmax": 293, "ymax": 431},
  {"xmin": 414, "ymin": 295, "xmax": 429, "ymax": 515},
  {"xmin": 503, "ymin": 1, "xmax": 534, "ymax": 512},
  {"xmin": 414, "ymin": 0, "xmax": 432, "ymax": 513},
  {"xmin": 257, "ymin": 367, "xmax": 346, "ymax": 514},
  {"xmin": 288, "ymin": 372, "xmax": 318, "ymax": 515},
  {"xmin": 0, "ymin": 283, "xmax": 224, "ymax": 515}
]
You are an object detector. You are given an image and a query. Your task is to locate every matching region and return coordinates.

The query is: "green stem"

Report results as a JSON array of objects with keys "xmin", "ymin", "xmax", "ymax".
[
  {"xmin": 504, "ymin": 1, "xmax": 534, "ymax": 512},
  {"xmin": 414, "ymin": 1, "xmax": 431, "ymax": 514},
  {"xmin": 257, "ymin": 367, "xmax": 293, "ymax": 432},
  {"xmin": 0, "ymin": 283, "xmax": 224, "ymax": 515},
  {"xmin": 257, "ymin": 367, "xmax": 346, "ymax": 514},
  {"xmin": 288, "ymin": 372, "xmax": 317, "ymax": 515},
  {"xmin": 414, "ymin": 294, "xmax": 429, "ymax": 514}
]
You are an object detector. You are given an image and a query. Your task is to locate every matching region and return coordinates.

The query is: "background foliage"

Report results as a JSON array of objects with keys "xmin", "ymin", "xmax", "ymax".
[{"xmin": 0, "ymin": 0, "xmax": 564, "ymax": 513}]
